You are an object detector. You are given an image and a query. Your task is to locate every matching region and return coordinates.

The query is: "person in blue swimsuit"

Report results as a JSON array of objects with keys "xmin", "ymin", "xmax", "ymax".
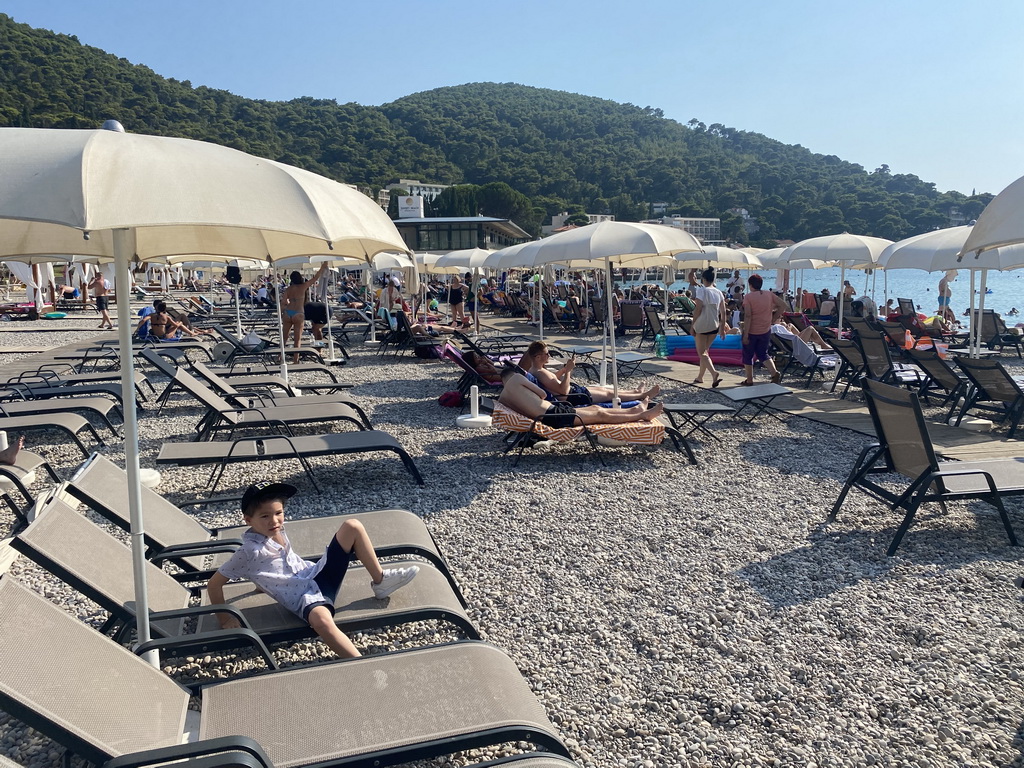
[
  {"xmin": 281, "ymin": 263, "xmax": 328, "ymax": 362},
  {"xmin": 938, "ymin": 269, "xmax": 957, "ymax": 323}
]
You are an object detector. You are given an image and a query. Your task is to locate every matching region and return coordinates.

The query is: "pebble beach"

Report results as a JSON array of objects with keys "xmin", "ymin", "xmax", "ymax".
[{"xmin": 1, "ymin": 318, "xmax": 1023, "ymax": 768}]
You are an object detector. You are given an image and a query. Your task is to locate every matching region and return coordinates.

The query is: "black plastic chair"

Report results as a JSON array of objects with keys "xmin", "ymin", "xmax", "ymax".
[{"xmin": 829, "ymin": 378, "xmax": 1022, "ymax": 555}]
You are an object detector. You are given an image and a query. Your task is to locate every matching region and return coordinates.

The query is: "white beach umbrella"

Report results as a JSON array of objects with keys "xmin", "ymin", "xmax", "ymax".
[
  {"xmin": 435, "ymin": 248, "xmax": 496, "ymax": 336},
  {"xmin": 781, "ymin": 233, "xmax": 892, "ymax": 330},
  {"xmin": 961, "ymin": 174, "xmax": 1024, "ymax": 255},
  {"xmin": 0, "ymin": 126, "xmax": 409, "ymax": 664},
  {"xmin": 674, "ymin": 245, "xmax": 764, "ymax": 270},
  {"xmin": 880, "ymin": 225, "xmax": 1024, "ymax": 352},
  {"xmin": 498, "ymin": 222, "xmax": 702, "ymax": 399}
]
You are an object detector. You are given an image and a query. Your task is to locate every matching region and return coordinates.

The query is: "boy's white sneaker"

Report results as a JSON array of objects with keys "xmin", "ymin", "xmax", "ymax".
[{"xmin": 372, "ymin": 565, "xmax": 419, "ymax": 599}]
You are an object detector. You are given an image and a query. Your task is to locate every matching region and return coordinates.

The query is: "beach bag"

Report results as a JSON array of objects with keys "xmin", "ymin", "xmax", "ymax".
[
  {"xmin": 438, "ymin": 390, "xmax": 464, "ymax": 407},
  {"xmin": 240, "ymin": 330, "xmax": 263, "ymax": 351},
  {"xmin": 414, "ymin": 344, "xmax": 442, "ymax": 360}
]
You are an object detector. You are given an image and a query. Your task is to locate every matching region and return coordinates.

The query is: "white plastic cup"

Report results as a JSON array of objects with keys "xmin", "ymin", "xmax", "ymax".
[{"xmin": 0, "ymin": 431, "xmax": 7, "ymax": 452}]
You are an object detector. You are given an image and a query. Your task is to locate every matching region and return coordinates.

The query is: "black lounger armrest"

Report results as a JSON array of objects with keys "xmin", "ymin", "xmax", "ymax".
[
  {"xmin": 103, "ymin": 737, "xmax": 274, "ymax": 768},
  {"xmin": 150, "ymin": 540, "xmax": 244, "ymax": 568},
  {"xmin": 134, "ymin": 628, "xmax": 278, "ymax": 676},
  {"xmin": 148, "ymin": 604, "xmax": 254, "ymax": 630}
]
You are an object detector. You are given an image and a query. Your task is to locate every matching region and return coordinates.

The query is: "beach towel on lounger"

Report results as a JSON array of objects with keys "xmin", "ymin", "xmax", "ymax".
[{"xmin": 491, "ymin": 402, "xmax": 665, "ymax": 445}]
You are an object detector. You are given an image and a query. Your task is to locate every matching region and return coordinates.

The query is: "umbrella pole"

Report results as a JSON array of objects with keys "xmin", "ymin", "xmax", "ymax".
[
  {"xmin": 976, "ymin": 269, "xmax": 988, "ymax": 356},
  {"xmin": 274, "ymin": 275, "xmax": 289, "ymax": 380},
  {"xmin": 599, "ymin": 268, "xmax": 609, "ymax": 385},
  {"xmin": 538, "ymin": 273, "xmax": 544, "ymax": 343},
  {"xmin": 235, "ymin": 280, "xmax": 242, "ymax": 338},
  {"xmin": 323, "ymin": 273, "xmax": 338, "ymax": 364},
  {"xmin": 969, "ymin": 270, "xmax": 977, "ymax": 355},
  {"xmin": 604, "ymin": 258, "xmax": 619, "ymax": 403},
  {"xmin": 837, "ymin": 264, "xmax": 846, "ymax": 333},
  {"xmin": 474, "ymin": 267, "xmax": 480, "ymax": 338},
  {"xmin": 113, "ymin": 230, "xmax": 156, "ymax": 666}
]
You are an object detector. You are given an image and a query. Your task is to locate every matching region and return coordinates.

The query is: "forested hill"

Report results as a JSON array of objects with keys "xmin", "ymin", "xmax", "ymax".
[{"xmin": 0, "ymin": 13, "xmax": 989, "ymax": 242}]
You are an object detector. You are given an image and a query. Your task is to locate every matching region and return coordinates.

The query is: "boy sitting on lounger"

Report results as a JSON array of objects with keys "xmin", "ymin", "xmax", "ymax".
[
  {"xmin": 207, "ymin": 481, "xmax": 418, "ymax": 658},
  {"xmin": 497, "ymin": 365, "xmax": 664, "ymax": 428}
]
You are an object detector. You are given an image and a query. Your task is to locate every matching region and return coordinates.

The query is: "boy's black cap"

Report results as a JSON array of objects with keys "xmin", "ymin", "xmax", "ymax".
[{"xmin": 241, "ymin": 481, "xmax": 297, "ymax": 514}]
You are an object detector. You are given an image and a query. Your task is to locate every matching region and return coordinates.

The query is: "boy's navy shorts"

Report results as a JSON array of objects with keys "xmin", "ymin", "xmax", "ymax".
[{"xmin": 303, "ymin": 536, "xmax": 352, "ymax": 621}]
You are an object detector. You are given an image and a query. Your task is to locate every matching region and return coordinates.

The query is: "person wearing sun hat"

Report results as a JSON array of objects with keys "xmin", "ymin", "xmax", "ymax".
[{"xmin": 205, "ymin": 480, "xmax": 418, "ymax": 658}]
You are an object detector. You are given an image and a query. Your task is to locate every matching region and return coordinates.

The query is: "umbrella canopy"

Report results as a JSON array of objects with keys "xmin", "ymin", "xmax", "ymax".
[
  {"xmin": 512, "ymin": 221, "xmax": 702, "ymax": 267},
  {"xmin": 961, "ymin": 173, "xmax": 1024, "ymax": 255},
  {"xmin": 417, "ymin": 252, "xmax": 462, "ymax": 274},
  {"xmin": 0, "ymin": 127, "xmax": 408, "ymax": 260},
  {"xmin": 781, "ymin": 233, "xmax": 893, "ymax": 328},
  {"xmin": 780, "ymin": 233, "xmax": 892, "ymax": 265},
  {"xmin": 0, "ymin": 127, "xmax": 409, "ymax": 664},
  {"xmin": 880, "ymin": 225, "xmax": 1024, "ymax": 272},
  {"xmin": 481, "ymin": 241, "xmax": 535, "ymax": 270},
  {"xmin": 492, "ymin": 222, "xmax": 702, "ymax": 397},
  {"xmin": 674, "ymin": 246, "xmax": 764, "ymax": 270},
  {"xmin": 434, "ymin": 248, "xmax": 493, "ymax": 270}
]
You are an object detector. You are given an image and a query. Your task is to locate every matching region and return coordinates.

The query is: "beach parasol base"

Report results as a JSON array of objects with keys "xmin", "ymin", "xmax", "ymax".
[{"xmin": 455, "ymin": 414, "xmax": 492, "ymax": 429}]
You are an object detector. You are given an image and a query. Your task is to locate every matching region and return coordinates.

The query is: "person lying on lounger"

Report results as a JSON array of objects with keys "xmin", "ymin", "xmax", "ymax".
[
  {"xmin": 497, "ymin": 365, "xmax": 663, "ymax": 428},
  {"xmin": 770, "ymin": 321, "xmax": 832, "ymax": 349},
  {"xmin": 522, "ymin": 341, "xmax": 660, "ymax": 404},
  {"xmin": 463, "ymin": 350, "xmax": 503, "ymax": 384}
]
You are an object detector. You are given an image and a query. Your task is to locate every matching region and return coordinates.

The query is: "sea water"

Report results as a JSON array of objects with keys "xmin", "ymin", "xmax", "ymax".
[{"xmin": 627, "ymin": 267, "xmax": 1024, "ymax": 317}]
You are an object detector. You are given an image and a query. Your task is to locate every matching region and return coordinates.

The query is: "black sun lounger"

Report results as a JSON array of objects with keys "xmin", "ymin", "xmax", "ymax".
[
  {"xmin": 0, "ymin": 395, "xmax": 122, "ymax": 438},
  {"xmin": 140, "ymin": 350, "xmax": 366, "ymax": 424},
  {"xmin": 153, "ymin": 364, "xmax": 367, "ymax": 440},
  {"xmin": 188, "ymin": 359, "xmax": 368, "ymax": 424},
  {"xmin": 11, "ymin": 495, "xmax": 478, "ymax": 648},
  {"xmin": 0, "ymin": 576, "xmax": 567, "ymax": 768},
  {"xmin": 67, "ymin": 454, "xmax": 459, "ymax": 602},
  {"xmin": 0, "ymin": 448, "xmax": 61, "ymax": 521},
  {"xmin": 156, "ymin": 430, "xmax": 425, "ymax": 492},
  {"xmin": 104, "ymin": 748, "xmax": 581, "ymax": 768},
  {"xmin": 0, "ymin": 412, "xmax": 104, "ymax": 456},
  {"xmin": 190, "ymin": 360, "xmax": 352, "ymax": 395},
  {"xmin": 212, "ymin": 324, "xmax": 326, "ymax": 367}
]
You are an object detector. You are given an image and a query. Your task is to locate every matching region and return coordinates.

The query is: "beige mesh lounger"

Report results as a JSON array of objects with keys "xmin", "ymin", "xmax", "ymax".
[
  {"xmin": 150, "ymin": 363, "xmax": 367, "ymax": 440},
  {"xmin": 104, "ymin": 748, "xmax": 582, "ymax": 768},
  {"xmin": 67, "ymin": 454, "xmax": 461, "ymax": 603},
  {"xmin": 0, "ymin": 412, "xmax": 104, "ymax": 457},
  {"xmin": 0, "ymin": 576, "xmax": 568, "ymax": 768},
  {"xmin": 12, "ymin": 494, "xmax": 479, "ymax": 647}
]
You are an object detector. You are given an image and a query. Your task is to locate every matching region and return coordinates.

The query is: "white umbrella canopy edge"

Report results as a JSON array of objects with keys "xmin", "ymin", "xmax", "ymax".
[
  {"xmin": 490, "ymin": 222, "xmax": 703, "ymax": 399},
  {"xmin": 961, "ymin": 173, "xmax": 1024, "ymax": 255},
  {"xmin": 0, "ymin": 127, "xmax": 411, "ymax": 665},
  {"xmin": 781, "ymin": 232, "xmax": 893, "ymax": 330}
]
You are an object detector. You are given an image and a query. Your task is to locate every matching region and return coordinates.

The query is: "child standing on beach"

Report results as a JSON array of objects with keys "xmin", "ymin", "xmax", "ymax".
[{"xmin": 206, "ymin": 481, "xmax": 419, "ymax": 658}]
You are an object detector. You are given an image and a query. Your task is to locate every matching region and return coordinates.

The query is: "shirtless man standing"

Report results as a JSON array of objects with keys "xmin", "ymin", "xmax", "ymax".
[
  {"xmin": 89, "ymin": 272, "xmax": 113, "ymax": 330},
  {"xmin": 498, "ymin": 367, "xmax": 664, "ymax": 428}
]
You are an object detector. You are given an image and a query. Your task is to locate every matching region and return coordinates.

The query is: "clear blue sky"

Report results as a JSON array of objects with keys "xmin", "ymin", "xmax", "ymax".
[{"xmin": 5, "ymin": 0, "xmax": 1022, "ymax": 195}]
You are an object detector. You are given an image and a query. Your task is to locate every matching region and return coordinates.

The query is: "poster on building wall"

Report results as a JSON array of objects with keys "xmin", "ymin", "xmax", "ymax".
[{"xmin": 398, "ymin": 195, "xmax": 424, "ymax": 218}]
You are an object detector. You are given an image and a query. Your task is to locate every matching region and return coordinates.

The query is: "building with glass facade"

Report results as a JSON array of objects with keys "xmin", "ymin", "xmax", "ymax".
[{"xmin": 392, "ymin": 216, "xmax": 531, "ymax": 253}]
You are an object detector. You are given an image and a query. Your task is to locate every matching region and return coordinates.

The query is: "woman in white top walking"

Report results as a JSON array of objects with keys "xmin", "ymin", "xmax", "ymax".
[{"xmin": 688, "ymin": 267, "xmax": 726, "ymax": 387}]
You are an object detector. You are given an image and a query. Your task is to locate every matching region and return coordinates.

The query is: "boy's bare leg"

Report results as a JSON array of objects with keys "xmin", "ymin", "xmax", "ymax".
[
  {"xmin": 0, "ymin": 435, "xmax": 23, "ymax": 466},
  {"xmin": 336, "ymin": 519, "xmax": 384, "ymax": 583},
  {"xmin": 306, "ymin": 605, "xmax": 360, "ymax": 658}
]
